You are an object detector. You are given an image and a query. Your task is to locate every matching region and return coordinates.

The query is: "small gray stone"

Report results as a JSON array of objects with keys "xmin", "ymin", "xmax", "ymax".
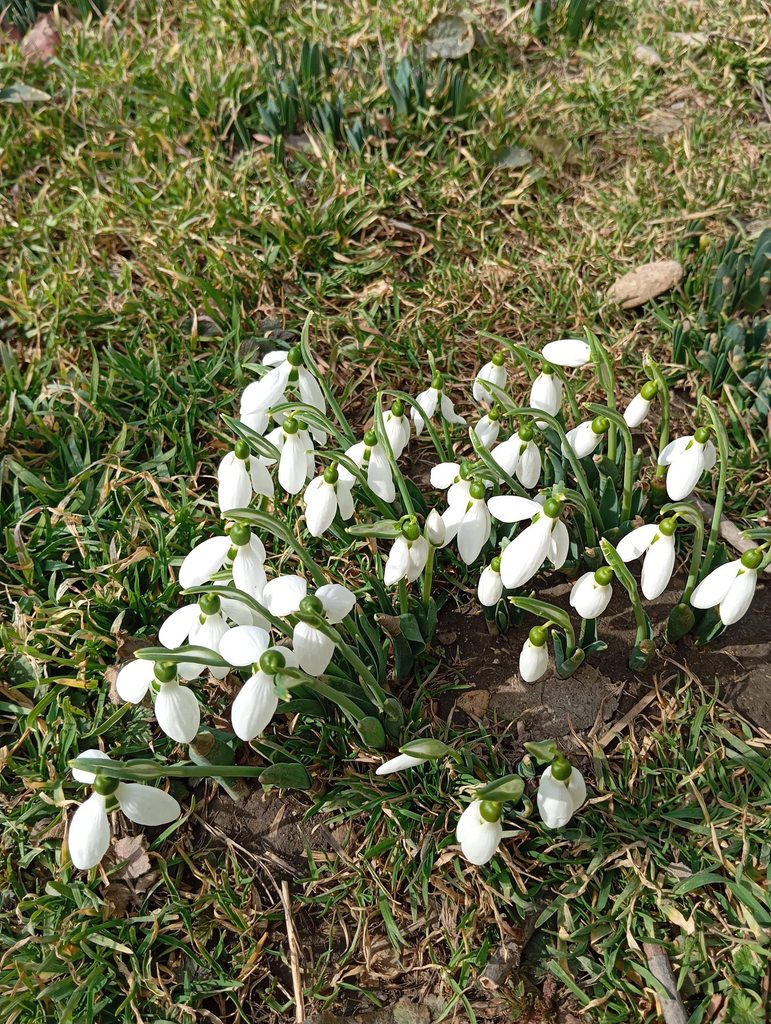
[{"xmin": 633, "ymin": 44, "xmax": 663, "ymax": 67}]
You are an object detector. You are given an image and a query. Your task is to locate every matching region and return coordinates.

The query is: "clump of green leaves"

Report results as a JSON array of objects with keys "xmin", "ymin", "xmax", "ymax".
[{"xmin": 386, "ymin": 56, "xmax": 474, "ymax": 122}]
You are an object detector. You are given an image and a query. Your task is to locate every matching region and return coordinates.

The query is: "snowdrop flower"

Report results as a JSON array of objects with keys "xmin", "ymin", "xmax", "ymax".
[
  {"xmin": 541, "ymin": 338, "xmax": 592, "ymax": 368},
  {"xmin": 228, "ymin": 645, "xmax": 299, "ymax": 742},
  {"xmin": 376, "ymin": 753, "xmax": 426, "ymax": 775},
  {"xmin": 303, "ymin": 463, "xmax": 354, "ymax": 537},
  {"xmin": 384, "ymin": 519, "xmax": 429, "ymax": 585},
  {"xmin": 383, "ymin": 400, "xmax": 411, "ymax": 459},
  {"xmin": 658, "ymin": 427, "xmax": 716, "ymax": 501},
  {"xmin": 179, "ymin": 525, "xmax": 267, "ymax": 602},
  {"xmin": 292, "ymin": 583, "xmax": 357, "ymax": 675},
  {"xmin": 426, "ymin": 509, "xmax": 446, "ymax": 547},
  {"xmin": 472, "ymin": 409, "xmax": 500, "ymax": 449},
  {"xmin": 570, "ymin": 567, "xmax": 614, "ymax": 619},
  {"xmin": 430, "ymin": 461, "xmax": 477, "ymax": 544},
  {"xmin": 537, "ymin": 758, "xmax": 587, "ymax": 829},
  {"xmin": 473, "ymin": 352, "xmax": 507, "ymax": 406},
  {"xmin": 116, "ymin": 657, "xmax": 203, "ymax": 743},
  {"xmin": 478, "ymin": 557, "xmax": 503, "ymax": 607},
  {"xmin": 339, "ymin": 430, "xmax": 396, "ymax": 503},
  {"xmin": 266, "ymin": 416, "xmax": 315, "ymax": 495},
  {"xmin": 456, "ymin": 799, "xmax": 503, "ymax": 865},
  {"xmin": 454, "ymin": 480, "xmax": 492, "ymax": 565},
  {"xmin": 159, "ymin": 592, "xmax": 249, "ymax": 679},
  {"xmin": 616, "ymin": 518, "xmax": 677, "ymax": 600},
  {"xmin": 217, "ymin": 439, "xmax": 274, "ymax": 513},
  {"xmin": 411, "ymin": 373, "xmax": 466, "ymax": 435},
  {"xmin": 240, "ymin": 347, "xmax": 325, "ymax": 436},
  {"xmin": 564, "ymin": 415, "xmax": 609, "ymax": 459},
  {"xmin": 519, "ymin": 625, "xmax": 549, "ymax": 682},
  {"xmin": 530, "ymin": 367, "xmax": 563, "ymax": 424},
  {"xmin": 690, "ymin": 549, "xmax": 763, "ymax": 625},
  {"xmin": 488, "ymin": 496, "xmax": 569, "ymax": 590},
  {"xmin": 68, "ymin": 750, "xmax": 181, "ymax": 870},
  {"xmin": 490, "ymin": 424, "xmax": 542, "ymax": 489},
  {"xmin": 623, "ymin": 382, "xmax": 657, "ymax": 429}
]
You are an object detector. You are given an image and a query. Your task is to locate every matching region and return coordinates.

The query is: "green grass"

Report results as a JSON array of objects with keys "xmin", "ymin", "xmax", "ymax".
[{"xmin": 2, "ymin": 0, "xmax": 770, "ymax": 1020}]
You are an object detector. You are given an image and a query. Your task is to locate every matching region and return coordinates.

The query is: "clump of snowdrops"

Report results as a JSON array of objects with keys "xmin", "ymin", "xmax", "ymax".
[{"xmin": 65, "ymin": 321, "xmax": 769, "ymax": 870}]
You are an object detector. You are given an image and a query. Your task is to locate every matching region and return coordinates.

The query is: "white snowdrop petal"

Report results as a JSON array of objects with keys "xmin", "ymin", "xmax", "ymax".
[
  {"xmin": 430, "ymin": 462, "xmax": 460, "ymax": 490},
  {"xmin": 116, "ymin": 783, "xmax": 181, "ymax": 826},
  {"xmin": 375, "ymin": 753, "xmax": 425, "ymax": 776},
  {"xmin": 220, "ymin": 625, "xmax": 271, "ymax": 667},
  {"xmin": 457, "ymin": 501, "xmax": 490, "ymax": 565},
  {"xmin": 262, "ymin": 350, "xmax": 289, "ymax": 367},
  {"xmin": 232, "ymin": 547, "xmax": 267, "ymax": 601},
  {"xmin": 249, "ymin": 457, "xmax": 275, "ymax": 499},
  {"xmin": 487, "ymin": 495, "xmax": 542, "ymax": 523},
  {"xmin": 623, "ymin": 394, "xmax": 651, "ymax": 428},
  {"xmin": 240, "ymin": 361, "xmax": 291, "ymax": 414},
  {"xmin": 179, "ymin": 536, "xmax": 231, "ymax": 589},
  {"xmin": 305, "ymin": 479, "xmax": 337, "ymax": 537},
  {"xmin": 218, "ymin": 457, "xmax": 252, "ymax": 513},
  {"xmin": 516, "ymin": 442, "xmax": 542, "ymax": 489},
  {"xmin": 490, "ymin": 435, "xmax": 520, "ymax": 475},
  {"xmin": 666, "ymin": 441, "xmax": 704, "ymax": 500},
  {"xmin": 719, "ymin": 568, "xmax": 757, "ymax": 625},
  {"xmin": 406, "ymin": 536, "xmax": 430, "ymax": 582},
  {"xmin": 154, "ymin": 682, "xmax": 200, "ymax": 744},
  {"xmin": 537, "ymin": 771, "xmax": 576, "ymax": 829},
  {"xmin": 159, "ymin": 604, "xmax": 201, "ymax": 649},
  {"xmin": 519, "ymin": 638, "xmax": 549, "ymax": 682},
  {"xmin": 72, "ymin": 748, "xmax": 112, "ymax": 784},
  {"xmin": 68, "ymin": 793, "xmax": 110, "ymax": 869},
  {"xmin": 384, "ymin": 537, "xmax": 410, "ymax": 586},
  {"xmin": 293, "ymin": 622, "xmax": 335, "ymax": 676},
  {"xmin": 690, "ymin": 560, "xmax": 742, "ymax": 609},
  {"xmin": 337, "ymin": 482, "xmax": 355, "ymax": 520},
  {"xmin": 477, "ymin": 566, "xmax": 503, "ymax": 607},
  {"xmin": 426, "ymin": 509, "xmax": 446, "ymax": 547},
  {"xmin": 570, "ymin": 572, "xmax": 612, "ymax": 619},
  {"xmin": 262, "ymin": 575, "xmax": 307, "ymax": 616},
  {"xmin": 615, "ymin": 523, "xmax": 659, "ymax": 562},
  {"xmin": 248, "ymin": 534, "xmax": 267, "ymax": 563},
  {"xmin": 499, "ymin": 517, "xmax": 552, "ymax": 590},
  {"xmin": 440, "ymin": 393, "xmax": 466, "ymax": 425},
  {"xmin": 548, "ymin": 520, "xmax": 570, "ymax": 570},
  {"xmin": 455, "ymin": 800, "xmax": 503, "ymax": 865},
  {"xmin": 703, "ymin": 440, "xmax": 717, "ymax": 472},
  {"xmin": 316, "ymin": 583, "xmax": 357, "ymax": 624},
  {"xmin": 657, "ymin": 435, "xmax": 691, "ymax": 467},
  {"xmin": 530, "ymin": 373, "xmax": 562, "ymax": 418},
  {"xmin": 231, "ymin": 673, "xmax": 279, "ymax": 741},
  {"xmin": 542, "ymin": 338, "xmax": 592, "ymax": 367},
  {"xmin": 298, "ymin": 367, "xmax": 326, "ymax": 414},
  {"xmin": 641, "ymin": 534, "xmax": 675, "ymax": 600},
  {"xmin": 116, "ymin": 659, "xmax": 156, "ymax": 704},
  {"xmin": 279, "ymin": 433, "xmax": 309, "ymax": 494}
]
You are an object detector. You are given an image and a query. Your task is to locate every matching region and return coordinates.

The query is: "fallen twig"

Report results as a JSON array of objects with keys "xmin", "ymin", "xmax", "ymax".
[
  {"xmin": 281, "ymin": 880, "xmax": 306, "ymax": 1023},
  {"xmin": 642, "ymin": 943, "xmax": 688, "ymax": 1024}
]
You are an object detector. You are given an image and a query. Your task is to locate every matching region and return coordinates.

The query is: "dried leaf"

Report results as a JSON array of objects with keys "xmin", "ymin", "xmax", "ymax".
[
  {"xmin": 640, "ymin": 108, "xmax": 683, "ymax": 137},
  {"xmin": 0, "ymin": 82, "xmax": 51, "ymax": 104},
  {"xmin": 423, "ymin": 14, "xmax": 475, "ymax": 60},
  {"xmin": 102, "ymin": 882, "xmax": 131, "ymax": 917},
  {"xmin": 528, "ymin": 133, "xmax": 579, "ymax": 165},
  {"xmin": 668, "ymin": 30, "xmax": 709, "ymax": 50},
  {"xmin": 492, "ymin": 145, "xmax": 533, "ymax": 170},
  {"xmin": 456, "ymin": 689, "xmax": 490, "ymax": 718},
  {"xmin": 608, "ymin": 259, "xmax": 683, "ymax": 308},
  {"xmin": 110, "ymin": 835, "xmax": 151, "ymax": 880},
  {"xmin": 21, "ymin": 14, "xmax": 59, "ymax": 63}
]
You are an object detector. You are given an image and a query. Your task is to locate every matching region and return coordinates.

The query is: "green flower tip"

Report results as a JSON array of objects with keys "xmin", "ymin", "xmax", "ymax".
[
  {"xmin": 260, "ymin": 650, "xmax": 286, "ymax": 674},
  {"xmin": 594, "ymin": 566, "xmax": 614, "ymax": 587},
  {"xmin": 234, "ymin": 439, "xmax": 250, "ymax": 461},
  {"xmin": 492, "ymin": 351, "xmax": 506, "ymax": 367},
  {"xmin": 658, "ymin": 518, "xmax": 677, "ymax": 537},
  {"xmin": 741, "ymin": 549, "xmax": 763, "ymax": 570},
  {"xmin": 640, "ymin": 381, "xmax": 658, "ymax": 401},
  {"xmin": 287, "ymin": 346, "xmax": 303, "ymax": 367},
  {"xmin": 591, "ymin": 415, "xmax": 610, "ymax": 435},
  {"xmin": 469, "ymin": 480, "xmax": 486, "ymax": 500},
  {"xmin": 551, "ymin": 755, "xmax": 572, "ymax": 782},
  {"xmin": 401, "ymin": 517, "xmax": 421, "ymax": 542},
  {"xmin": 518, "ymin": 423, "xmax": 535, "ymax": 442},
  {"xmin": 299, "ymin": 594, "xmax": 324, "ymax": 616},
  {"xmin": 93, "ymin": 775, "xmax": 120, "ymax": 796},
  {"xmin": 229, "ymin": 522, "xmax": 251, "ymax": 547},
  {"xmin": 694, "ymin": 426, "xmax": 711, "ymax": 444},
  {"xmin": 490, "ymin": 556, "xmax": 501, "ymax": 573},
  {"xmin": 543, "ymin": 498, "xmax": 562, "ymax": 519},
  {"xmin": 363, "ymin": 429, "xmax": 378, "ymax": 447},
  {"xmin": 431, "ymin": 372, "xmax": 444, "ymax": 390},
  {"xmin": 529, "ymin": 625, "xmax": 548, "ymax": 647},
  {"xmin": 154, "ymin": 661, "xmax": 177, "ymax": 684},
  {"xmin": 479, "ymin": 799, "xmax": 502, "ymax": 823},
  {"xmin": 199, "ymin": 593, "xmax": 221, "ymax": 616},
  {"xmin": 323, "ymin": 464, "xmax": 339, "ymax": 484},
  {"xmin": 392, "ymin": 399, "xmax": 404, "ymax": 417},
  {"xmin": 283, "ymin": 417, "xmax": 299, "ymax": 436}
]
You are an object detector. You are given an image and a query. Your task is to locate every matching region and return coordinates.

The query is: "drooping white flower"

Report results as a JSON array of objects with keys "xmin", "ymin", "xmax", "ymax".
[
  {"xmin": 219, "ymin": 624, "xmax": 271, "ymax": 667},
  {"xmin": 473, "ymin": 353, "xmax": 507, "ymax": 406},
  {"xmin": 623, "ymin": 382, "xmax": 657, "ymax": 429},
  {"xmin": 519, "ymin": 627, "xmax": 549, "ymax": 682},
  {"xmin": 339, "ymin": 430, "xmax": 396, "ymax": 503},
  {"xmin": 303, "ymin": 464, "xmax": 355, "ymax": 537},
  {"xmin": 411, "ymin": 375, "xmax": 466, "ymax": 435},
  {"xmin": 472, "ymin": 412, "xmax": 500, "ymax": 449},
  {"xmin": 383, "ymin": 402, "xmax": 411, "ymax": 459},
  {"xmin": 488, "ymin": 496, "xmax": 569, "ymax": 590},
  {"xmin": 569, "ymin": 568, "xmax": 613, "ymax": 619},
  {"xmin": 68, "ymin": 750, "xmax": 181, "ymax": 869},
  {"xmin": 159, "ymin": 592, "xmax": 250, "ymax": 679},
  {"xmin": 456, "ymin": 481, "xmax": 492, "ymax": 565},
  {"xmin": 217, "ymin": 440, "xmax": 274, "ymax": 513},
  {"xmin": 240, "ymin": 348, "xmax": 326, "ymax": 441},
  {"xmin": 116, "ymin": 658, "xmax": 202, "ymax": 743},
  {"xmin": 229, "ymin": 646, "xmax": 299, "ymax": 741},
  {"xmin": 430, "ymin": 462, "xmax": 473, "ymax": 544},
  {"xmin": 537, "ymin": 762, "xmax": 587, "ymax": 829},
  {"xmin": 262, "ymin": 574, "xmax": 309, "ymax": 617},
  {"xmin": 383, "ymin": 530, "xmax": 429, "ymax": 586},
  {"xmin": 426, "ymin": 509, "xmax": 446, "ymax": 547},
  {"xmin": 375, "ymin": 753, "xmax": 426, "ymax": 776},
  {"xmin": 541, "ymin": 338, "xmax": 592, "ymax": 368},
  {"xmin": 530, "ymin": 370, "xmax": 563, "ymax": 424},
  {"xmin": 616, "ymin": 519, "xmax": 677, "ymax": 600},
  {"xmin": 178, "ymin": 526, "xmax": 267, "ymax": 601},
  {"xmin": 265, "ymin": 416, "xmax": 314, "ymax": 495},
  {"xmin": 490, "ymin": 428, "xmax": 542, "ymax": 489},
  {"xmin": 658, "ymin": 428, "xmax": 716, "ymax": 501},
  {"xmin": 478, "ymin": 559, "xmax": 503, "ymax": 607},
  {"xmin": 690, "ymin": 550, "xmax": 762, "ymax": 625},
  {"xmin": 292, "ymin": 583, "xmax": 357, "ymax": 675},
  {"xmin": 456, "ymin": 799, "xmax": 503, "ymax": 865},
  {"xmin": 564, "ymin": 416, "xmax": 608, "ymax": 459}
]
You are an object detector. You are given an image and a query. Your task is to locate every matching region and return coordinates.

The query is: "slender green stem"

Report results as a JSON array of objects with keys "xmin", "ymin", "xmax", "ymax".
[
  {"xmin": 661, "ymin": 502, "xmax": 705, "ymax": 603},
  {"xmin": 645, "ymin": 355, "xmax": 671, "ymax": 479},
  {"xmin": 699, "ymin": 396, "xmax": 729, "ymax": 578},
  {"xmin": 587, "ymin": 330, "xmax": 617, "ymax": 461},
  {"xmin": 422, "ymin": 544, "xmax": 435, "ymax": 608},
  {"xmin": 586, "ymin": 403, "xmax": 635, "ymax": 523},
  {"xmin": 398, "ymin": 579, "xmax": 409, "ymax": 614},
  {"xmin": 70, "ymin": 757, "xmax": 267, "ymax": 781}
]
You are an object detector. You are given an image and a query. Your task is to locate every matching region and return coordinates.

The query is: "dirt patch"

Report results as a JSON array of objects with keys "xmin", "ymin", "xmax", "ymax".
[{"xmin": 437, "ymin": 571, "xmax": 771, "ymax": 740}]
